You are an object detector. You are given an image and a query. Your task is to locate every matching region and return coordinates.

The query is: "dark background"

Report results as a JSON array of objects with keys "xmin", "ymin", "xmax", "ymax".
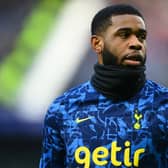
[{"xmin": 0, "ymin": 1, "xmax": 41, "ymax": 168}]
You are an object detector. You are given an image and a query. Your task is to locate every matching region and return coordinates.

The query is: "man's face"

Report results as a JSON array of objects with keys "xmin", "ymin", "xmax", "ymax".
[{"xmin": 101, "ymin": 14, "xmax": 147, "ymax": 66}]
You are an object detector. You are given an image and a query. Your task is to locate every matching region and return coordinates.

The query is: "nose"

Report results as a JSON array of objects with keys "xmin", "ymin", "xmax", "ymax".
[{"xmin": 129, "ymin": 35, "xmax": 142, "ymax": 50}]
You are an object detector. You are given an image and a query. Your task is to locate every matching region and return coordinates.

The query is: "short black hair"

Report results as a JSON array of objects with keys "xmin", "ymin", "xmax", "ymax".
[{"xmin": 91, "ymin": 4, "xmax": 144, "ymax": 35}]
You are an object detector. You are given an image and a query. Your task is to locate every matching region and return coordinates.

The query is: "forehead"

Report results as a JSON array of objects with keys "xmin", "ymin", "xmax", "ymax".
[{"xmin": 108, "ymin": 14, "xmax": 146, "ymax": 31}]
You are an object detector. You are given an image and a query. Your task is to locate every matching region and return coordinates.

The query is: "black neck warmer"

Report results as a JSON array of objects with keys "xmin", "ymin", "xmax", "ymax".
[{"xmin": 91, "ymin": 63, "xmax": 146, "ymax": 101}]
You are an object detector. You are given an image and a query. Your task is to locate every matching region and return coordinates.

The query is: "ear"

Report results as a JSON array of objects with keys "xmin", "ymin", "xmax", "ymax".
[{"xmin": 90, "ymin": 35, "xmax": 104, "ymax": 54}]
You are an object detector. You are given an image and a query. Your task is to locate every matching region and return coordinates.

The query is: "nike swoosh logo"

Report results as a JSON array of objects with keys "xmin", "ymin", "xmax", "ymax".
[{"xmin": 75, "ymin": 116, "xmax": 93, "ymax": 124}]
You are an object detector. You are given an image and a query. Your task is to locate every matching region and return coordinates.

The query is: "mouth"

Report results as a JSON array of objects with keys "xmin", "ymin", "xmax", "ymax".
[{"xmin": 123, "ymin": 53, "xmax": 144, "ymax": 66}]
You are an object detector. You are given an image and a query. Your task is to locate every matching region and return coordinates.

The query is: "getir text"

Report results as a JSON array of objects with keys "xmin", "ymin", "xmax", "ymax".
[{"xmin": 75, "ymin": 140, "xmax": 145, "ymax": 167}]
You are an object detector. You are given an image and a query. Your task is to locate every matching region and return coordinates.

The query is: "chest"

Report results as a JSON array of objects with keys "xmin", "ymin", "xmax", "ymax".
[
  {"xmin": 61, "ymin": 102, "xmax": 168, "ymax": 167},
  {"xmin": 66, "ymin": 102, "xmax": 153, "ymax": 140}
]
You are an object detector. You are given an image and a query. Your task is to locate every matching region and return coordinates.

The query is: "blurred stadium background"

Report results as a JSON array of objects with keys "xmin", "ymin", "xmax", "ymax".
[{"xmin": 0, "ymin": 0, "xmax": 168, "ymax": 167}]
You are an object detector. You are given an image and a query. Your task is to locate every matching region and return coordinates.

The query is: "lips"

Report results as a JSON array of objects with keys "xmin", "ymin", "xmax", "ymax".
[
  {"xmin": 123, "ymin": 53, "xmax": 144, "ymax": 66},
  {"xmin": 125, "ymin": 53, "xmax": 143, "ymax": 61}
]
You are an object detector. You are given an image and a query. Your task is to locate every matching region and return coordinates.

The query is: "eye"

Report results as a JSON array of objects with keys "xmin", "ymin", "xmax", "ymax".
[
  {"xmin": 137, "ymin": 31, "xmax": 147, "ymax": 40},
  {"xmin": 119, "ymin": 31, "xmax": 131, "ymax": 39}
]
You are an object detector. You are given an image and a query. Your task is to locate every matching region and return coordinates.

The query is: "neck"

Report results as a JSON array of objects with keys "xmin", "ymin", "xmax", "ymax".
[{"xmin": 91, "ymin": 63, "xmax": 146, "ymax": 101}]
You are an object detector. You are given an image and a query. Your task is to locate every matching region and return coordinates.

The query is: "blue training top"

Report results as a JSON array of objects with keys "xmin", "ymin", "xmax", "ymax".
[{"xmin": 39, "ymin": 80, "xmax": 168, "ymax": 168}]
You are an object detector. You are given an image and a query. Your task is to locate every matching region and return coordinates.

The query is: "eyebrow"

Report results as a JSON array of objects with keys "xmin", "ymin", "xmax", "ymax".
[{"xmin": 116, "ymin": 27, "xmax": 147, "ymax": 34}]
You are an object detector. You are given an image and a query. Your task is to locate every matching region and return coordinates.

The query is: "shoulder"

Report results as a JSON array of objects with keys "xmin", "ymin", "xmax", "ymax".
[
  {"xmin": 146, "ymin": 80, "xmax": 168, "ymax": 94},
  {"xmin": 146, "ymin": 80, "xmax": 168, "ymax": 107},
  {"xmin": 44, "ymin": 81, "xmax": 98, "ymax": 128},
  {"xmin": 47, "ymin": 81, "xmax": 95, "ymax": 115}
]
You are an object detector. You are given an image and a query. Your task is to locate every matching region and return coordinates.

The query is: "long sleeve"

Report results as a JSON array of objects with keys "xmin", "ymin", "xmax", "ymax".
[{"xmin": 39, "ymin": 109, "xmax": 65, "ymax": 168}]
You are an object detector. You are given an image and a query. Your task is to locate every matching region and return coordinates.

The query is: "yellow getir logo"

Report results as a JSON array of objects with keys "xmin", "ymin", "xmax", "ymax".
[{"xmin": 75, "ymin": 140, "xmax": 145, "ymax": 167}]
